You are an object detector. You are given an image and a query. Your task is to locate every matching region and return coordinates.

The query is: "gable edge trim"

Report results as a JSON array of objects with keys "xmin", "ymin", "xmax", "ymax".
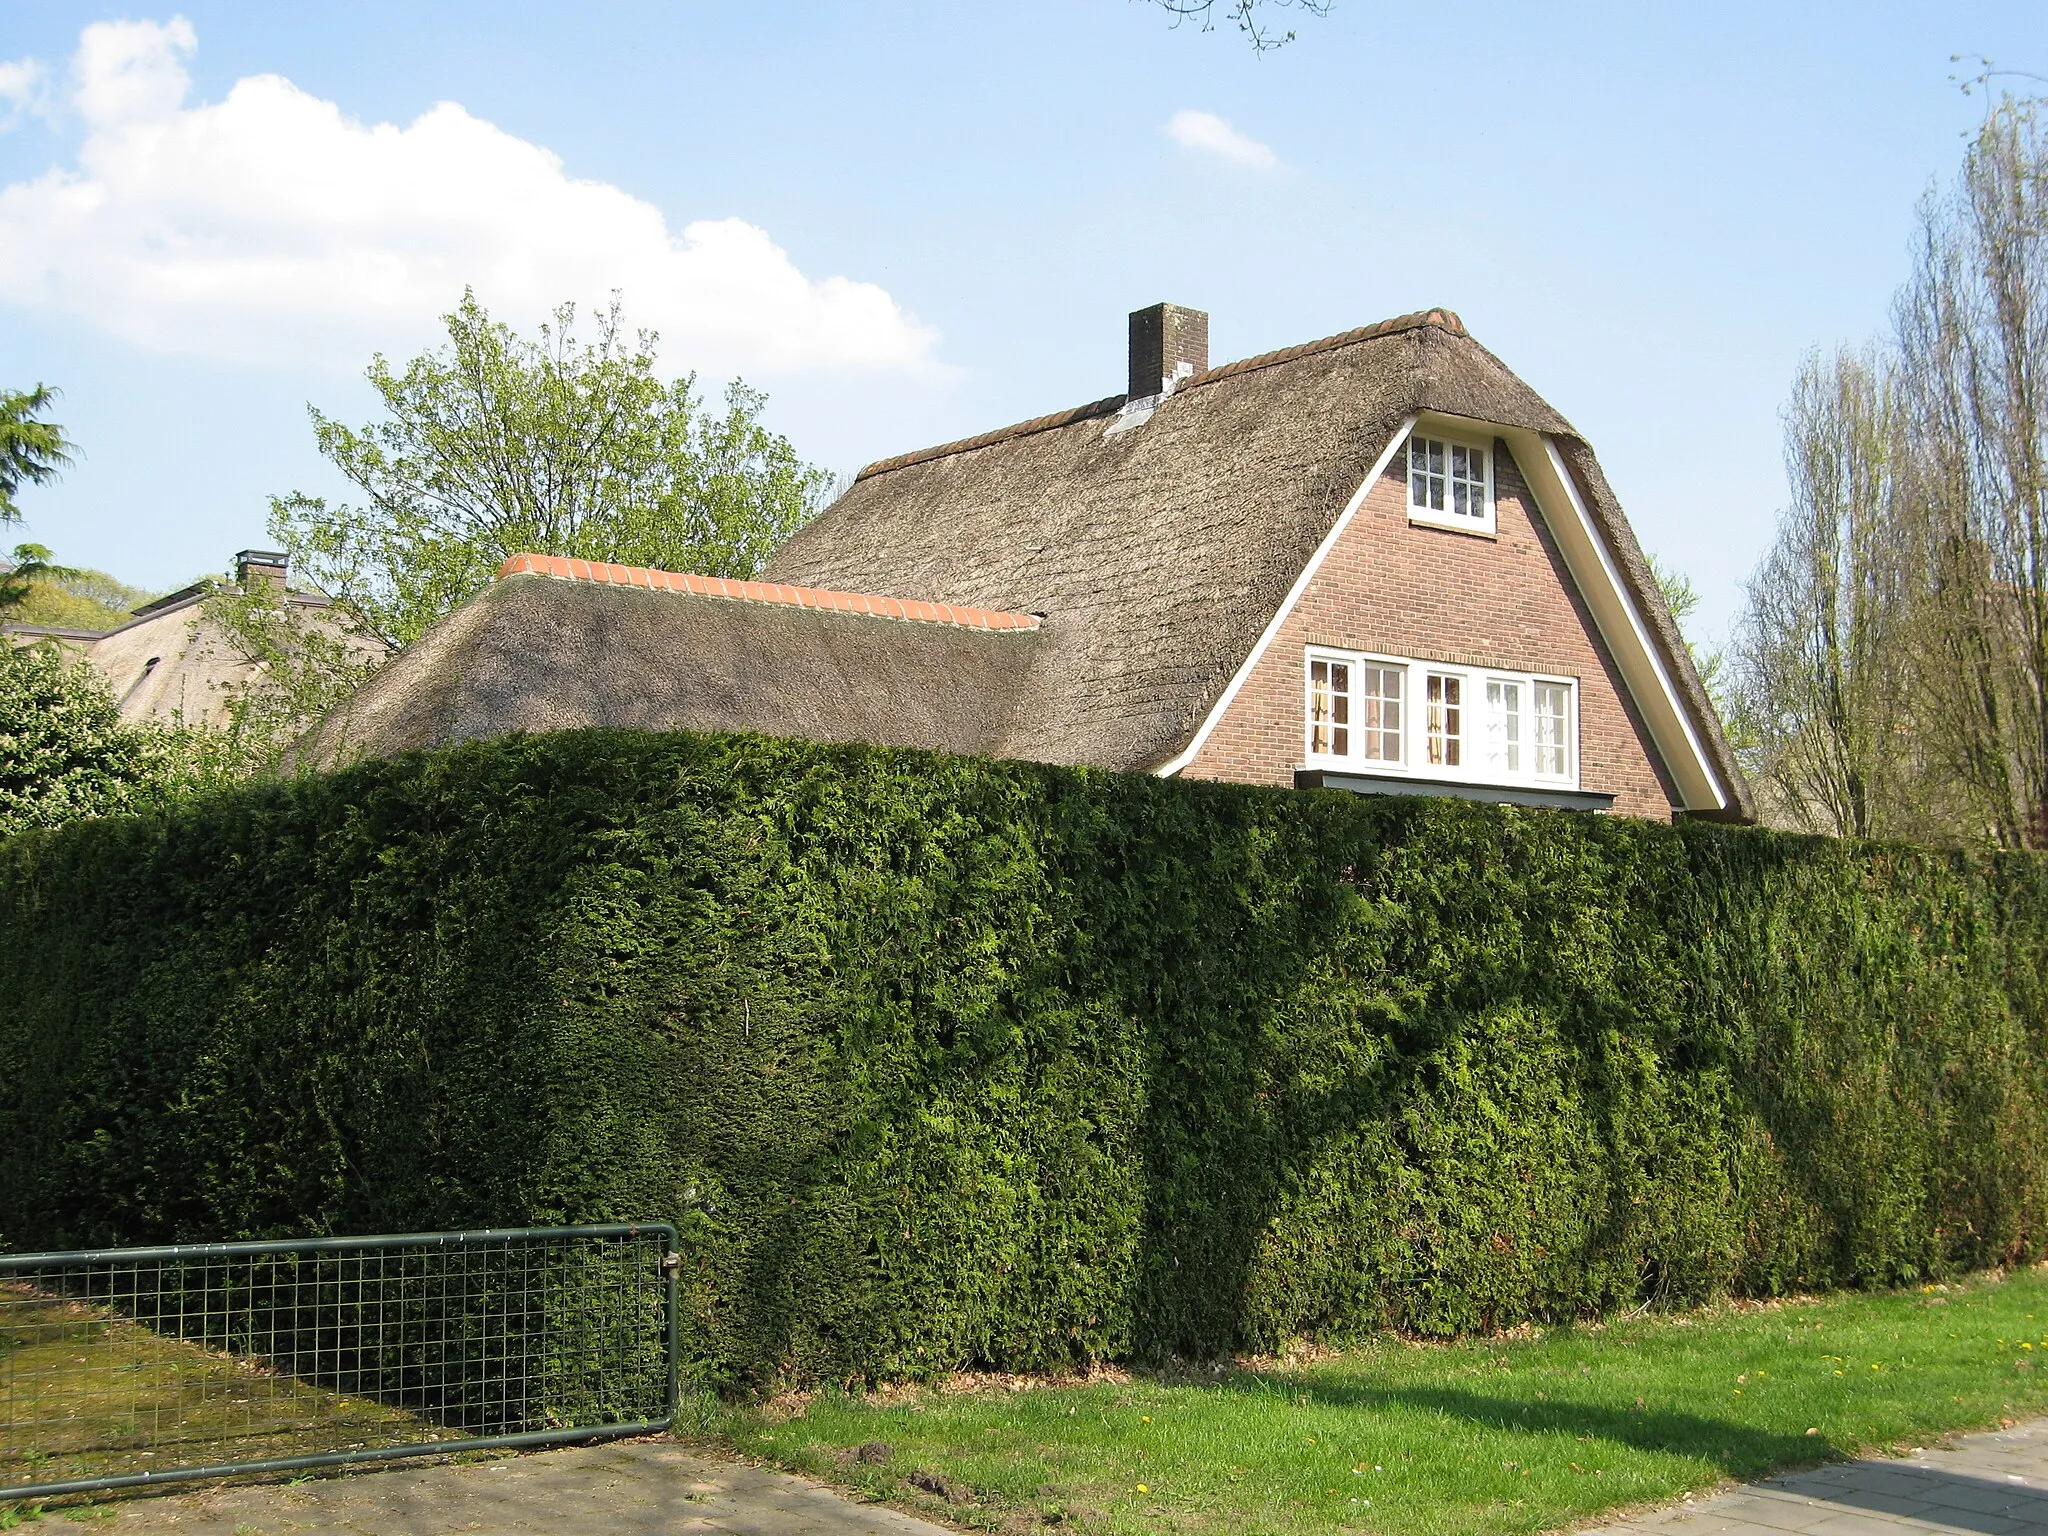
[{"xmin": 1523, "ymin": 434, "xmax": 1727, "ymax": 812}]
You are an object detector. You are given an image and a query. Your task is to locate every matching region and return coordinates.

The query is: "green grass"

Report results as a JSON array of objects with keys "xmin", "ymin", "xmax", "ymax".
[
  {"xmin": 707, "ymin": 1267, "xmax": 2048, "ymax": 1536},
  {"xmin": 1, "ymin": 1283, "xmax": 422, "ymax": 1508}
]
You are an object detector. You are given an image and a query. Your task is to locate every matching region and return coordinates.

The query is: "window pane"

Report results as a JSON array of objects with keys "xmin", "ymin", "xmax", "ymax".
[
  {"xmin": 1486, "ymin": 680, "xmax": 1520, "ymax": 773},
  {"xmin": 1534, "ymin": 682, "xmax": 1570, "ymax": 777},
  {"xmin": 1412, "ymin": 437, "xmax": 1456, "ymax": 514},
  {"xmin": 1310, "ymin": 658, "xmax": 1358, "ymax": 759},
  {"xmin": 1426, "ymin": 673, "xmax": 1462, "ymax": 767},
  {"xmin": 1361, "ymin": 664, "xmax": 1402, "ymax": 761}
]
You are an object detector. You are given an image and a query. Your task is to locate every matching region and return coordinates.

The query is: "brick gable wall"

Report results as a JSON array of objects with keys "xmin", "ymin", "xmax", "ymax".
[{"xmin": 1183, "ymin": 439, "xmax": 1679, "ymax": 820}]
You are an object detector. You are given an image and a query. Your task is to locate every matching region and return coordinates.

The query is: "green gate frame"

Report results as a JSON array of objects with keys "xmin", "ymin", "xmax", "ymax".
[{"xmin": 0, "ymin": 1224, "xmax": 681, "ymax": 1504}]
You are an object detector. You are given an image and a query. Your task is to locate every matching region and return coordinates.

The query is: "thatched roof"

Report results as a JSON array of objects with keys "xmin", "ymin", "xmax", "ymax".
[
  {"xmin": 766, "ymin": 307, "xmax": 1750, "ymax": 819},
  {"xmin": 299, "ymin": 561, "xmax": 1044, "ymax": 765},
  {"xmin": 316, "ymin": 307, "xmax": 1749, "ymax": 820}
]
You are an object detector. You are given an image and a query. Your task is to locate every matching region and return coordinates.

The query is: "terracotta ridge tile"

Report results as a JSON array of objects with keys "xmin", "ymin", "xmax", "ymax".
[{"xmin": 493, "ymin": 552, "xmax": 1042, "ymax": 632}]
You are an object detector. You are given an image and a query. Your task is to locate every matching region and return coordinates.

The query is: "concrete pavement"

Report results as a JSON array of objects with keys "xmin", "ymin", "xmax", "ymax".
[
  {"xmin": 1594, "ymin": 1418, "xmax": 2048, "ymax": 1536},
  {"xmin": 82, "ymin": 1440, "xmax": 958, "ymax": 1535}
]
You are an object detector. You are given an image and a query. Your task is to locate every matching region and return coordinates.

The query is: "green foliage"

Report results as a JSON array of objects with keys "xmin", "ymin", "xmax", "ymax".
[
  {"xmin": 0, "ymin": 545, "xmax": 147, "ymax": 632},
  {"xmin": 2, "ymin": 579, "xmax": 137, "ymax": 631},
  {"xmin": 0, "ymin": 385, "xmax": 74, "ymax": 525},
  {"xmin": 0, "ymin": 641, "xmax": 185, "ymax": 837},
  {"xmin": 1, "ymin": 553, "xmax": 156, "ymax": 629},
  {"xmin": 271, "ymin": 291, "xmax": 833, "ymax": 646},
  {"xmin": 182, "ymin": 582, "xmax": 387, "ymax": 781},
  {"xmin": 4, "ymin": 730, "xmax": 2047, "ymax": 1391},
  {"xmin": 0, "ymin": 543, "xmax": 82, "ymax": 619}
]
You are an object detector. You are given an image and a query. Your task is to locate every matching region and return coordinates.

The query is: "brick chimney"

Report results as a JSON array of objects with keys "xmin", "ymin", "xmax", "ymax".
[
  {"xmin": 1128, "ymin": 303, "xmax": 1209, "ymax": 401},
  {"xmin": 235, "ymin": 549, "xmax": 289, "ymax": 590}
]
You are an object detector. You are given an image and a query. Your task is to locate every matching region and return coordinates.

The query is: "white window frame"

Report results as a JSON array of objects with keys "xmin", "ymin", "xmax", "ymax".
[
  {"xmin": 1405, "ymin": 430, "xmax": 1496, "ymax": 536},
  {"xmin": 1302, "ymin": 648, "xmax": 1579, "ymax": 790}
]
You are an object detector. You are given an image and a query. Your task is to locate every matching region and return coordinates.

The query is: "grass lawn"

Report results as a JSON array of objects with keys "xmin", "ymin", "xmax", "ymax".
[
  {"xmin": 1, "ymin": 1282, "xmax": 422, "ymax": 1507},
  {"xmin": 706, "ymin": 1266, "xmax": 2048, "ymax": 1536}
]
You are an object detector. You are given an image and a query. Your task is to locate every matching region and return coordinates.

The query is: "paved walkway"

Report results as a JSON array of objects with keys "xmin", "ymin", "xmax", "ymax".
[
  {"xmin": 66, "ymin": 1417, "xmax": 2048, "ymax": 1534},
  {"xmin": 86, "ymin": 1440, "xmax": 957, "ymax": 1535},
  {"xmin": 1595, "ymin": 1419, "xmax": 2048, "ymax": 1536}
]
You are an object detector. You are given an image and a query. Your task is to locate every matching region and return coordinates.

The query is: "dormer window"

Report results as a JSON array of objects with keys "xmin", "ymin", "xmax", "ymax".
[{"xmin": 1407, "ymin": 433, "xmax": 1494, "ymax": 534}]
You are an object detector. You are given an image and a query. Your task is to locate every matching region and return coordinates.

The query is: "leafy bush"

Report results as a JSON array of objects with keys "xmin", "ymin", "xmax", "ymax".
[
  {"xmin": 0, "ymin": 639, "xmax": 185, "ymax": 838},
  {"xmin": 3, "ymin": 729, "xmax": 2045, "ymax": 1388}
]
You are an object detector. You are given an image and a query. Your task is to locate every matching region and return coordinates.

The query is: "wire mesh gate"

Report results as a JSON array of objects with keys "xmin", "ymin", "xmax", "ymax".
[{"xmin": 0, "ymin": 1224, "xmax": 680, "ymax": 1504}]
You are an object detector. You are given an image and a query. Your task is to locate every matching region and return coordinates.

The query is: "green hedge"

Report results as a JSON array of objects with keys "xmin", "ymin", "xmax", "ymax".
[{"xmin": 4, "ymin": 729, "xmax": 2048, "ymax": 1387}]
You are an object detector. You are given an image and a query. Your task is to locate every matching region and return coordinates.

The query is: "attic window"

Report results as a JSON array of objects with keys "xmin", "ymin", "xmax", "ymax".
[{"xmin": 1406, "ymin": 433, "xmax": 1494, "ymax": 534}]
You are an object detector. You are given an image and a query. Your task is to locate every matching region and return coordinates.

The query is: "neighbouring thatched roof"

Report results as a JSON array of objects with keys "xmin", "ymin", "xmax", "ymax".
[
  {"xmin": 299, "ymin": 565, "xmax": 1045, "ymax": 766},
  {"xmin": 764, "ymin": 307, "xmax": 1749, "ymax": 818}
]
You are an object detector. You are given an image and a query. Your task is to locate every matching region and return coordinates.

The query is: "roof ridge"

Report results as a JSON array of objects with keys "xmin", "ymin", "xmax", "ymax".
[
  {"xmin": 852, "ymin": 307, "xmax": 1467, "ymax": 483},
  {"xmin": 495, "ymin": 553, "xmax": 1044, "ymax": 632}
]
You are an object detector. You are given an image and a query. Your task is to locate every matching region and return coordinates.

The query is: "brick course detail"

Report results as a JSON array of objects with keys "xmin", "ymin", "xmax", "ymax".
[
  {"xmin": 496, "ymin": 553, "xmax": 1043, "ymax": 632},
  {"xmin": 1184, "ymin": 443, "xmax": 1678, "ymax": 820}
]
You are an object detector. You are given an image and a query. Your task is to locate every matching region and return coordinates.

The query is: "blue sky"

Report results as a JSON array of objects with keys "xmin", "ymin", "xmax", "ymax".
[{"xmin": 1, "ymin": 2, "xmax": 2041, "ymax": 647}]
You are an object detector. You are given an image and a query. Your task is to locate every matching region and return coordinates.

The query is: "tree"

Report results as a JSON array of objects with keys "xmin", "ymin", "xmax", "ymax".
[
  {"xmin": 1727, "ymin": 94, "xmax": 2048, "ymax": 847},
  {"xmin": 1889, "ymin": 97, "xmax": 2048, "ymax": 846},
  {"xmin": 1732, "ymin": 349, "xmax": 1922, "ymax": 840},
  {"xmin": 184, "ymin": 578, "xmax": 388, "ymax": 781},
  {"xmin": 0, "ymin": 543, "xmax": 82, "ymax": 618},
  {"xmin": 1648, "ymin": 556, "xmax": 1731, "ymax": 705},
  {"xmin": 0, "ymin": 641, "xmax": 182, "ymax": 838},
  {"xmin": 0, "ymin": 386, "xmax": 75, "ymax": 525},
  {"xmin": 1146, "ymin": 0, "xmax": 1332, "ymax": 50},
  {"xmin": 271, "ymin": 291, "xmax": 833, "ymax": 648}
]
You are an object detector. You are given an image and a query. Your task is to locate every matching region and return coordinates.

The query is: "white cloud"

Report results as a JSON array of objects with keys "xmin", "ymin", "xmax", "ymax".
[
  {"xmin": 0, "ymin": 18, "xmax": 940, "ymax": 376},
  {"xmin": 72, "ymin": 15, "xmax": 194, "ymax": 125},
  {"xmin": 0, "ymin": 56, "xmax": 52, "ymax": 131},
  {"xmin": 1164, "ymin": 109, "xmax": 1279, "ymax": 171}
]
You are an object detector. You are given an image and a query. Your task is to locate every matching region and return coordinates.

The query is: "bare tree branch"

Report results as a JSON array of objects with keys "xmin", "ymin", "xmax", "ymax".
[{"xmin": 1143, "ymin": 0, "xmax": 1332, "ymax": 51}]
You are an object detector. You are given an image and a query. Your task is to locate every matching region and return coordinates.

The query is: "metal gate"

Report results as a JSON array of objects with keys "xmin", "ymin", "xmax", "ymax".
[{"xmin": 0, "ymin": 1223, "xmax": 680, "ymax": 1504}]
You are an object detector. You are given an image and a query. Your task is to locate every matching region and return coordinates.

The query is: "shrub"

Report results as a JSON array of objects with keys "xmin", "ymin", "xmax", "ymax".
[
  {"xmin": 0, "ymin": 639, "xmax": 184, "ymax": 838},
  {"xmin": 3, "ymin": 729, "xmax": 2045, "ymax": 1386}
]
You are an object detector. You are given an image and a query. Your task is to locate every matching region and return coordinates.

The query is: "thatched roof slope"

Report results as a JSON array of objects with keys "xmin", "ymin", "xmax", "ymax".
[
  {"xmin": 767, "ymin": 310, "xmax": 1583, "ymax": 773},
  {"xmin": 300, "ymin": 571, "xmax": 1044, "ymax": 766}
]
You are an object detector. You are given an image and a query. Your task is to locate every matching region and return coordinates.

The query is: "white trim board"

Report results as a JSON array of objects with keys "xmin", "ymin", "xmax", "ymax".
[
  {"xmin": 1155, "ymin": 416, "xmax": 1418, "ymax": 778},
  {"xmin": 1507, "ymin": 432, "xmax": 1725, "ymax": 812}
]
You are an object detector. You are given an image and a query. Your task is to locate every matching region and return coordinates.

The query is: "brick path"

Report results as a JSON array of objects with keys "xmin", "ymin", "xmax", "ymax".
[
  {"xmin": 83, "ymin": 1440, "xmax": 956, "ymax": 1535},
  {"xmin": 1594, "ymin": 1419, "xmax": 2048, "ymax": 1536}
]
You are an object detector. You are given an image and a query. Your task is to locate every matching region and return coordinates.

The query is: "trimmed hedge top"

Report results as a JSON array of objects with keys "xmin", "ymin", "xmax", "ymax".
[{"xmin": 4, "ymin": 729, "xmax": 2046, "ymax": 1387}]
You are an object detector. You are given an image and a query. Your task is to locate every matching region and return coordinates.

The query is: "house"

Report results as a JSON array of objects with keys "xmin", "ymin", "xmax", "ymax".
[
  {"xmin": 310, "ymin": 305, "xmax": 1752, "ymax": 823},
  {"xmin": 5, "ymin": 550, "xmax": 380, "ymax": 728}
]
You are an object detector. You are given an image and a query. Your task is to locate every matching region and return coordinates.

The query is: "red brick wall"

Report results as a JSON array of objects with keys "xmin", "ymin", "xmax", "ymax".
[{"xmin": 1183, "ymin": 438, "xmax": 1678, "ymax": 820}]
